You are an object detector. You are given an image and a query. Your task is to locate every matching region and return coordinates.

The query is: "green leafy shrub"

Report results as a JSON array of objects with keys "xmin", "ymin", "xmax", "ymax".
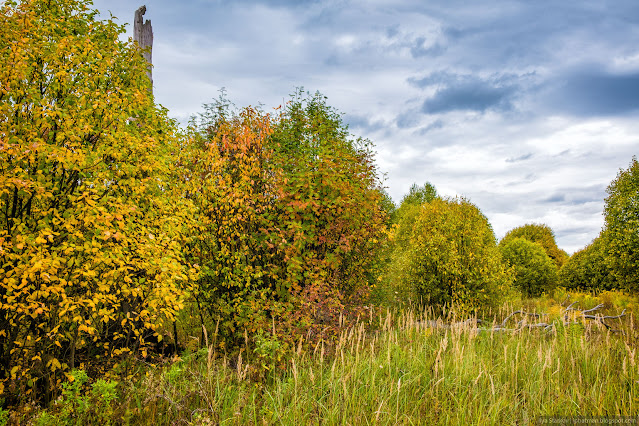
[
  {"xmin": 559, "ymin": 234, "xmax": 617, "ymax": 292},
  {"xmin": 392, "ymin": 182, "xmax": 438, "ymax": 225},
  {"xmin": 34, "ymin": 369, "xmax": 119, "ymax": 425},
  {"xmin": 603, "ymin": 157, "xmax": 639, "ymax": 292},
  {"xmin": 377, "ymin": 188, "xmax": 397, "ymax": 225},
  {"xmin": 393, "ymin": 197, "xmax": 512, "ymax": 311},
  {"xmin": 500, "ymin": 237, "xmax": 558, "ymax": 297},
  {"xmin": 398, "ymin": 182, "xmax": 438, "ymax": 209},
  {"xmin": 0, "ymin": 403, "xmax": 7, "ymax": 426},
  {"xmin": 499, "ymin": 223, "xmax": 568, "ymax": 268},
  {"xmin": 253, "ymin": 330, "xmax": 287, "ymax": 377},
  {"xmin": 373, "ymin": 182, "xmax": 438, "ymax": 306},
  {"xmin": 60, "ymin": 369, "xmax": 90, "ymax": 417}
]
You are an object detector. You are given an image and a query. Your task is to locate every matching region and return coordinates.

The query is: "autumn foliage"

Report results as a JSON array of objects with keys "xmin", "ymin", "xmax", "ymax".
[
  {"xmin": 0, "ymin": 0, "xmax": 388, "ymax": 406},
  {"xmin": 0, "ymin": 0, "xmax": 190, "ymax": 402},
  {"xmin": 11, "ymin": 0, "xmax": 626, "ymax": 414},
  {"xmin": 499, "ymin": 237, "xmax": 557, "ymax": 297},
  {"xmin": 559, "ymin": 234, "xmax": 617, "ymax": 292},
  {"xmin": 559, "ymin": 157, "xmax": 639, "ymax": 294},
  {"xmin": 603, "ymin": 157, "xmax": 639, "ymax": 292},
  {"xmin": 389, "ymin": 197, "xmax": 512, "ymax": 311},
  {"xmin": 185, "ymin": 92, "xmax": 387, "ymax": 345}
]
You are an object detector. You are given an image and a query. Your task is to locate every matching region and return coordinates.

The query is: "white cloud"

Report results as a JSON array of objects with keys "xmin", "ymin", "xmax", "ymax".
[{"xmin": 91, "ymin": 0, "xmax": 639, "ymax": 254}]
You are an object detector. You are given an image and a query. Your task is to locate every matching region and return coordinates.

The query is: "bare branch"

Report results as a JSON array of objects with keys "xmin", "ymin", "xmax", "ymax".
[
  {"xmin": 565, "ymin": 303, "xmax": 625, "ymax": 332},
  {"xmin": 500, "ymin": 310, "xmax": 545, "ymax": 328},
  {"xmin": 565, "ymin": 301, "xmax": 578, "ymax": 311},
  {"xmin": 422, "ymin": 305, "xmax": 627, "ymax": 335},
  {"xmin": 581, "ymin": 304, "xmax": 605, "ymax": 315}
]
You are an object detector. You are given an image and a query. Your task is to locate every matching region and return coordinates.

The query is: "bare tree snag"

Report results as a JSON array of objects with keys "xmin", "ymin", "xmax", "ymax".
[{"xmin": 134, "ymin": 5, "xmax": 153, "ymax": 93}]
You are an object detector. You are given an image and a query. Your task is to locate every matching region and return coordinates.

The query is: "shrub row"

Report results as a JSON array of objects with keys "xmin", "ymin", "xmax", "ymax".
[{"xmin": 0, "ymin": 0, "xmax": 386, "ymax": 405}]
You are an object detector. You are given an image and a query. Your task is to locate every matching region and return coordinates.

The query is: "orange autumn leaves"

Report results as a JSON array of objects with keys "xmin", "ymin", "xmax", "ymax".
[{"xmin": 186, "ymin": 94, "xmax": 386, "ymax": 345}]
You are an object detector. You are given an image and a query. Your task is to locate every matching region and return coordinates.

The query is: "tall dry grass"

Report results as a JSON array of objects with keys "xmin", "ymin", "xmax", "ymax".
[{"xmin": 105, "ymin": 293, "xmax": 639, "ymax": 425}]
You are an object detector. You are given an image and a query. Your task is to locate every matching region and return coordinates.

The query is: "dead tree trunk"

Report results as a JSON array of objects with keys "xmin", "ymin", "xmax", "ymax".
[{"xmin": 134, "ymin": 5, "xmax": 153, "ymax": 93}]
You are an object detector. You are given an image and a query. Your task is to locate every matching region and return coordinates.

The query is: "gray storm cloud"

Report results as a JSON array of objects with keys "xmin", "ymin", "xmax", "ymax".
[{"xmin": 92, "ymin": 0, "xmax": 639, "ymax": 252}]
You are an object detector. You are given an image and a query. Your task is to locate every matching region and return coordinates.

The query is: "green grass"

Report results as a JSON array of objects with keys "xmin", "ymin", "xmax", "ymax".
[{"xmin": 26, "ymin": 293, "xmax": 639, "ymax": 425}]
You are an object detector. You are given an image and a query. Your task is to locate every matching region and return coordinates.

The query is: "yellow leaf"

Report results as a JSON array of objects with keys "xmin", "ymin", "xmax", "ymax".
[{"xmin": 47, "ymin": 358, "xmax": 62, "ymax": 371}]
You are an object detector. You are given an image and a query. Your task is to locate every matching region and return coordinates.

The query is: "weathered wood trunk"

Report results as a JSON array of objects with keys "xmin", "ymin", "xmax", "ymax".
[{"xmin": 134, "ymin": 5, "xmax": 153, "ymax": 93}]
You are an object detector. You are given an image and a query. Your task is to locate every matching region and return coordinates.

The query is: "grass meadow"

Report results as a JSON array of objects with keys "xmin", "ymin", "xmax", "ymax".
[{"xmin": 25, "ymin": 289, "xmax": 638, "ymax": 425}]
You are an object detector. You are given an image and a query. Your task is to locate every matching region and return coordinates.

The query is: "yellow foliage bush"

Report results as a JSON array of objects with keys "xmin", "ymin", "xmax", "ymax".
[
  {"xmin": 0, "ymin": 0, "xmax": 191, "ymax": 403},
  {"xmin": 499, "ymin": 223, "xmax": 568, "ymax": 268},
  {"xmin": 390, "ymin": 197, "xmax": 513, "ymax": 312}
]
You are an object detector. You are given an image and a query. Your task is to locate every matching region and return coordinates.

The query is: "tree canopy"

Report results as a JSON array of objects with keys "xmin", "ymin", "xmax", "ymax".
[
  {"xmin": 499, "ymin": 223, "xmax": 568, "ymax": 268},
  {"xmin": 603, "ymin": 156, "xmax": 639, "ymax": 292},
  {"xmin": 559, "ymin": 234, "xmax": 617, "ymax": 293},
  {"xmin": 0, "ymin": 0, "xmax": 190, "ymax": 402},
  {"xmin": 392, "ymin": 197, "xmax": 512, "ymax": 311},
  {"xmin": 500, "ymin": 237, "xmax": 557, "ymax": 297}
]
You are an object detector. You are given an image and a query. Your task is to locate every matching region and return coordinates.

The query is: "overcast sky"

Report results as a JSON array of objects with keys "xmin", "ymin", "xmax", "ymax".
[{"xmin": 91, "ymin": 0, "xmax": 639, "ymax": 253}]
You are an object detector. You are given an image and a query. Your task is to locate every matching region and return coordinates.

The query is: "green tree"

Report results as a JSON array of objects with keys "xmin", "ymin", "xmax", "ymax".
[
  {"xmin": 377, "ymin": 188, "xmax": 397, "ymax": 225},
  {"xmin": 0, "ymin": 0, "xmax": 189, "ymax": 403},
  {"xmin": 399, "ymin": 182, "xmax": 438, "ymax": 208},
  {"xmin": 603, "ymin": 157, "xmax": 639, "ymax": 291},
  {"xmin": 558, "ymin": 234, "xmax": 617, "ymax": 292},
  {"xmin": 499, "ymin": 223, "xmax": 568, "ymax": 268},
  {"xmin": 500, "ymin": 238, "xmax": 557, "ymax": 297},
  {"xmin": 393, "ymin": 198, "xmax": 512, "ymax": 311}
]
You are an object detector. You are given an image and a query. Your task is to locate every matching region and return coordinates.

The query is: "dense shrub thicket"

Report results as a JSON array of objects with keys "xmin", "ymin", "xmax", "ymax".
[
  {"xmin": 559, "ymin": 234, "xmax": 617, "ymax": 292},
  {"xmin": 500, "ymin": 237, "xmax": 557, "ymax": 297},
  {"xmin": 0, "ymin": 0, "xmax": 387, "ymax": 404},
  {"xmin": 4, "ymin": 0, "xmax": 639, "ymax": 413},
  {"xmin": 559, "ymin": 157, "xmax": 639, "ymax": 295},
  {"xmin": 184, "ymin": 93, "xmax": 387, "ymax": 346}
]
